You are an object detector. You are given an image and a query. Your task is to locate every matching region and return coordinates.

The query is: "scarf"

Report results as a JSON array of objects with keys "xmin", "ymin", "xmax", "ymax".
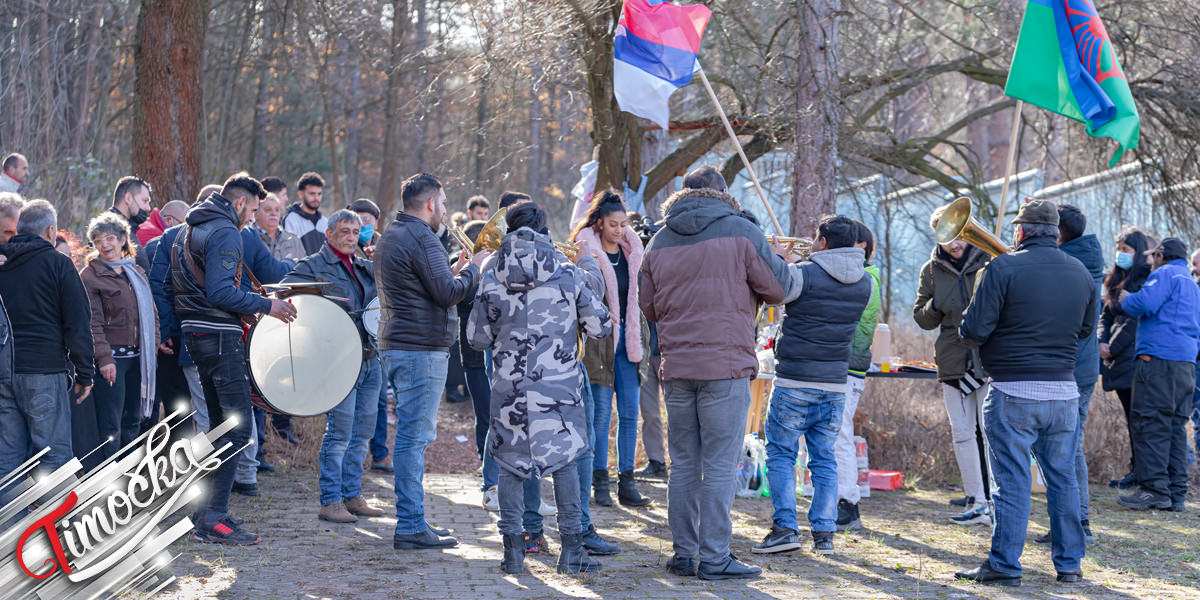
[{"xmin": 101, "ymin": 257, "xmax": 158, "ymax": 417}]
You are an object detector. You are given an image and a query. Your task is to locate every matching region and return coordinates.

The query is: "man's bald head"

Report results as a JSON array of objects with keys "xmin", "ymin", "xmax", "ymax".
[{"xmin": 161, "ymin": 200, "xmax": 189, "ymax": 228}]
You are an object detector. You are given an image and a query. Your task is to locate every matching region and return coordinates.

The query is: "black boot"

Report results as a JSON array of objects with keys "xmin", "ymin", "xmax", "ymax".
[
  {"xmin": 592, "ymin": 469, "xmax": 613, "ymax": 506},
  {"xmin": 501, "ymin": 533, "xmax": 525, "ymax": 574},
  {"xmin": 617, "ymin": 471, "xmax": 651, "ymax": 506},
  {"xmin": 557, "ymin": 533, "xmax": 602, "ymax": 574}
]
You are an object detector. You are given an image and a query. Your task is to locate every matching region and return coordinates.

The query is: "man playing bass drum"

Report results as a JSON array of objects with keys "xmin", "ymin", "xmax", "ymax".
[{"xmin": 280, "ymin": 209, "xmax": 385, "ymax": 524}]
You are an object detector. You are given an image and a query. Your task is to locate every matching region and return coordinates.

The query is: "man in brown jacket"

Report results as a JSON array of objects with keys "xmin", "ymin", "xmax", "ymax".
[{"xmin": 639, "ymin": 166, "xmax": 796, "ymax": 580}]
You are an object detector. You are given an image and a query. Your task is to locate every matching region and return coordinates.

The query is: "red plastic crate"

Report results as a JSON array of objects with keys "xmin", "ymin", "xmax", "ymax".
[{"xmin": 867, "ymin": 470, "xmax": 903, "ymax": 490}]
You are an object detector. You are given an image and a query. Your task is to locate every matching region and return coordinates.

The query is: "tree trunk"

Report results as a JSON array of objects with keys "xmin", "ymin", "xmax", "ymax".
[
  {"xmin": 132, "ymin": 0, "xmax": 206, "ymax": 206},
  {"xmin": 790, "ymin": 0, "xmax": 842, "ymax": 237},
  {"xmin": 377, "ymin": 0, "xmax": 409, "ymax": 215},
  {"xmin": 249, "ymin": 0, "xmax": 283, "ymax": 175}
]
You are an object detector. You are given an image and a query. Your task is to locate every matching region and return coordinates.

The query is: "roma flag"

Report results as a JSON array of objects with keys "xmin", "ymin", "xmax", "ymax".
[{"xmin": 1005, "ymin": 0, "xmax": 1139, "ymax": 167}]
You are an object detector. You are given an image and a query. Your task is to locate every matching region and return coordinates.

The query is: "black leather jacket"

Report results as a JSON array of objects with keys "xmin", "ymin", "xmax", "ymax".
[
  {"xmin": 374, "ymin": 212, "xmax": 479, "ymax": 351},
  {"xmin": 171, "ymin": 193, "xmax": 272, "ymax": 332},
  {"xmin": 283, "ymin": 244, "xmax": 378, "ymax": 358}
]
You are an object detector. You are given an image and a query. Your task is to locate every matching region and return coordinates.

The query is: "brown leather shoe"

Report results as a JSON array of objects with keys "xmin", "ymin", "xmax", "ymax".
[
  {"xmin": 345, "ymin": 495, "xmax": 384, "ymax": 517},
  {"xmin": 319, "ymin": 502, "xmax": 358, "ymax": 523}
]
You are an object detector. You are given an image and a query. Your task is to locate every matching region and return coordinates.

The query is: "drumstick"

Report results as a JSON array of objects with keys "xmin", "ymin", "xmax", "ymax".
[{"xmin": 288, "ymin": 321, "xmax": 296, "ymax": 392}]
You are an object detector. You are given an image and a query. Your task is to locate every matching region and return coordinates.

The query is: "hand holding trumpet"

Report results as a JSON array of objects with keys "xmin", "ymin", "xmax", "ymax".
[{"xmin": 769, "ymin": 235, "xmax": 812, "ymax": 264}]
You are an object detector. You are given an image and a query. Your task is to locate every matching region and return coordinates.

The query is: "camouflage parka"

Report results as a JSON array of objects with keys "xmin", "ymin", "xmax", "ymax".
[{"xmin": 467, "ymin": 228, "xmax": 612, "ymax": 479}]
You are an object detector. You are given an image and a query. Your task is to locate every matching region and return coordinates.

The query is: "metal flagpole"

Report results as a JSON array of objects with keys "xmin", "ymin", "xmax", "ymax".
[
  {"xmin": 696, "ymin": 64, "xmax": 785, "ymax": 237},
  {"xmin": 995, "ymin": 100, "xmax": 1024, "ymax": 237}
]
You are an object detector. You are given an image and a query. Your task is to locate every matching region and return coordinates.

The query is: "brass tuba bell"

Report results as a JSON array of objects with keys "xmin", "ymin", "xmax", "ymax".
[
  {"xmin": 935, "ymin": 196, "xmax": 1010, "ymax": 257},
  {"xmin": 449, "ymin": 207, "xmax": 509, "ymax": 258}
]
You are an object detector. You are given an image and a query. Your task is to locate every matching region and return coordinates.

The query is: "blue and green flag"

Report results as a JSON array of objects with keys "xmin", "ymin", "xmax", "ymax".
[{"xmin": 1005, "ymin": 0, "xmax": 1140, "ymax": 167}]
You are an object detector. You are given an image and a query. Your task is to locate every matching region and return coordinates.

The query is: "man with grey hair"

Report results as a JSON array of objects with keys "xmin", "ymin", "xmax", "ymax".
[
  {"xmin": 0, "ymin": 199, "xmax": 95, "ymax": 480},
  {"xmin": 0, "ymin": 192, "xmax": 24, "ymax": 245},
  {"xmin": 0, "ymin": 153, "xmax": 28, "ymax": 195},
  {"xmin": 282, "ymin": 209, "xmax": 384, "ymax": 524},
  {"xmin": 955, "ymin": 200, "xmax": 1097, "ymax": 587}
]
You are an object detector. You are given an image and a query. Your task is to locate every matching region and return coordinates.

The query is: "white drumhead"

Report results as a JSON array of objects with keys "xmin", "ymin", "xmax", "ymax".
[
  {"xmin": 247, "ymin": 294, "xmax": 363, "ymax": 417},
  {"xmin": 363, "ymin": 297, "xmax": 381, "ymax": 339}
]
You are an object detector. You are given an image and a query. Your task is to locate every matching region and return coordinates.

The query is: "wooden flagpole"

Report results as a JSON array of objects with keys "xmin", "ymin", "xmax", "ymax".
[
  {"xmin": 995, "ymin": 100, "xmax": 1024, "ymax": 237},
  {"xmin": 696, "ymin": 64, "xmax": 785, "ymax": 237}
]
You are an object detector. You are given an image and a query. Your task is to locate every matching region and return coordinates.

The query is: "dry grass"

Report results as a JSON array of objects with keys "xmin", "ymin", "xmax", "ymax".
[{"xmin": 859, "ymin": 328, "xmax": 1199, "ymax": 489}]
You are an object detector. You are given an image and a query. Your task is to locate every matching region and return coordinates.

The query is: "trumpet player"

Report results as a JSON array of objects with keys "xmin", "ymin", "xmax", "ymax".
[{"xmin": 376, "ymin": 173, "xmax": 490, "ymax": 551}]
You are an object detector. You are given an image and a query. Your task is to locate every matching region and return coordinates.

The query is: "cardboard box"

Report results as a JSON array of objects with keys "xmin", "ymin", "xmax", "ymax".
[{"xmin": 868, "ymin": 469, "xmax": 903, "ymax": 490}]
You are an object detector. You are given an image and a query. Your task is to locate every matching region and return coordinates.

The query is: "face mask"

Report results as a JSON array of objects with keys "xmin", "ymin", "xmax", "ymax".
[
  {"xmin": 129, "ymin": 208, "xmax": 149, "ymax": 227},
  {"xmin": 358, "ymin": 224, "xmax": 374, "ymax": 244},
  {"xmin": 1115, "ymin": 251, "xmax": 1134, "ymax": 270}
]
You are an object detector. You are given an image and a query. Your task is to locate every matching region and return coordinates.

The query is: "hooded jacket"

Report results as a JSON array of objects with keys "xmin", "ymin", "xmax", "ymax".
[
  {"xmin": 374, "ymin": 212, "xmax": 479, "ymax": 351},
  {"xmin": 170, "ymin": 193, "xmax": 273, "ymax": 334},
  {"xmin": 912, "ymin": 245, "xmax": 989, "ymax": 383},
  {"xmin": 466, "ymin": 228, "xmax": 612, "ymax": 479},
  {"xmin": 0, "ymin": 233, "xmax": 95, "ymax": 385},
  {"xmin": 1059, "ymin": 233, "xmax": 1105, "ymax": 385},
  {"xmin": 136, "ymin": 208, "xmax": 166, "ymax": 247},
  {"xmin": 1121, "ymin": 258, "xmax": 1200, "ymax": 362},
  {"xmin": 774, "ymin": 247, "xmax": 872, "ymax": 387},
  {"xmin": 639, "ymin": 188, "xmax": 796, "ymax": 381},
  {"xmin": 960, "ymin": 236, "xmax": 1097, "ymax": 382}
]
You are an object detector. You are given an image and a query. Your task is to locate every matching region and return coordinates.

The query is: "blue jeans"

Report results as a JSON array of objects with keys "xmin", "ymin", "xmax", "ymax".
[
  {"xmin": 0, "ymin": 373, "xmax": 72, "ymax": 477},
  {"xmin": 185, "ymin": 331, "xmax": 254, "ymax": 523},
  {"xmin": 1074, "ymin": 383, "xmax": 1094, "ymax": 520},
  {"xmin": 765, "ymin": 386, "xmax": 843, "ymax": 533},
  {"xmin": 383, "ymin": 349, "xmax": 449, "ymax": 536},
  {"xmin": 591, "ymin": 324, "xmax": 640, "ymax": 472},
  {"xmin": 318, "ymin": 358, "xmax": 382, "ymax": 506},
  {"xmin": 983, "ymin": 388, "xmax": 1083, "ymax": 576},
  {"xmin": 369, "ymin": 380, "xmax": 389, "ymax": 463}
]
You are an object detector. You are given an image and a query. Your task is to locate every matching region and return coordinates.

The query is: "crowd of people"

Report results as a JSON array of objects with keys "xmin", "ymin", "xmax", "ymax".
[{"xmin": 0, "ymin": 148, "xmax": 1197, "ymax": 584}]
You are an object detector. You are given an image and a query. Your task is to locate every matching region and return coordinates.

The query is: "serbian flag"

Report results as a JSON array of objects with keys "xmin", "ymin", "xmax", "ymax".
[
  {"xmin": 1005, "ymin": 0, "xmax": 1139, "ymax": 167},
  {"xmin": 613, "ymin": 0, "xmax": 712, "ymax": 130}
]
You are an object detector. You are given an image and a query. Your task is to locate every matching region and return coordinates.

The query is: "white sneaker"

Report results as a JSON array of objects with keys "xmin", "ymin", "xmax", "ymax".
[
  {"xmin": 538, "ymin": 499, "xmax": 557, "ymax": 516},
  {"xmin": 482, "ymin": 486, "xmax": 499, "ymax": 511},
  {"xmin": 950, "ymin": 503, "xmax": 993, "ymax": 526}
]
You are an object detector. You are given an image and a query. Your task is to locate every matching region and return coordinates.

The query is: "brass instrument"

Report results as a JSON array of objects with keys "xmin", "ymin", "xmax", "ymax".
[
  {"xmin": 448, "ymin": 207, "xmax": 509, "ymax": 258},
  {"xmin": 935, "ymin": 196, "xmax": 1010, "ymax": 257},
  {"xmin": 554, "ymin": 241, "xmax": 580, "ymax": 261},
  {"xmin": 770, "ymin": 235, "xmax": 813, "ymax": 258}
]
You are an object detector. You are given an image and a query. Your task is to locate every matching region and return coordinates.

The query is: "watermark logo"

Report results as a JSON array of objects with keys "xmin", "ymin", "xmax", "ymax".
[{"xmin": 0, "ymin": 410, "xmax": 240, "ymax": 597}]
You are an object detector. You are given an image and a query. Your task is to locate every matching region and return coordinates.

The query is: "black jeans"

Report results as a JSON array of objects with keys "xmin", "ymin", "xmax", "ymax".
[
  {"xmin": 465, "ymin": 367, "xmax": 490, "ymax": 458},
  {"xmin": 92, "ymin": 356, "xmax": 142, "ymax": 459},
  {"xmin": 1115, "ymin": 387, "xmax": 1135, "ymax": 472},
  {"xmin": 1130, "ymin": 356, "xmax": 1194, "ymax": 502},
  {"xmin": 146, "ymin": 342, "xmax": 190, "ymax": 436},
  {"xmin": 185, "ymin": 331, "xmax": 253, "ymax": 522}
]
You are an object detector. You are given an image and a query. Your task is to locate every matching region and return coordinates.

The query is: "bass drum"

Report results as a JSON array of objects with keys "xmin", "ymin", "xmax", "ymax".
[
  {"xmin": 247, "ymin": 293, "xmax": 363, "ymax": 417},
  {"xmin": 362, "ymin": 297, "xmax": 381, "ymax": 339}
]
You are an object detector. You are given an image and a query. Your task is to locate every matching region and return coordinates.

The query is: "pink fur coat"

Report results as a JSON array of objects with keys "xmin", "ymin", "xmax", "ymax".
[{"xmin": 575, "ymin": 226, "xmax": 644, "ymax": 364}]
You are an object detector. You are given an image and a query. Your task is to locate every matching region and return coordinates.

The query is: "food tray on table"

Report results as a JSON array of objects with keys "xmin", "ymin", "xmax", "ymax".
[{"xmin": 865, "ymin": 360, "xmax": 938, "ymax": 380}]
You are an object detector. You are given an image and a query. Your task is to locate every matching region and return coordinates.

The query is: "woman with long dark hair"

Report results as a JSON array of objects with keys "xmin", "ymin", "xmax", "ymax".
[
  {"xmin": 570, "ymin": 190, "xmax": 651, "ymax": 507},
  {"xmin": 1099, "ymin": 227, "xmax": 1154, "ymax": 489}
]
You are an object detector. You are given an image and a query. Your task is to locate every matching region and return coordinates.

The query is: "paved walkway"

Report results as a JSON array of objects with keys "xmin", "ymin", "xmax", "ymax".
[{"xmin": 160, "ymin": 468, "xmax": 1200, "ymax": 599}]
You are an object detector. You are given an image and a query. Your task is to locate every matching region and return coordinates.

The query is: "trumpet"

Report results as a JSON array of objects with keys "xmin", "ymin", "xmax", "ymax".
[
  {"xmin": 554, "ymin": 241, "xmax": 580, "ymax": 261},
  {"xmin": 769, "ymin": 235, "xmax": 813, "ymax": 258}
]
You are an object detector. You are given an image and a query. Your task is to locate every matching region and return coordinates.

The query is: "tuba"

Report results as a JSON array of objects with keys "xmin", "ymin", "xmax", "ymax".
[
  {"xmin": 935, "ymin": 196, "xmax": 1010, "ymax": 257},
  {"xmin": 448, "ymin": 207, "xmax": 509, "ymax": 258}
]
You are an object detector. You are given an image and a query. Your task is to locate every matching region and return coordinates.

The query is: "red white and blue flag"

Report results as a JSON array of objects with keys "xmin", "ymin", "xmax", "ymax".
[{"xmin": 613, "ymin": 0, "xmax": 712, "ymax": 129}]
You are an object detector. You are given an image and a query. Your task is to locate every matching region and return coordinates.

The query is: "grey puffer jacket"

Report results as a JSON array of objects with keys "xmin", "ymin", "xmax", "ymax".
[{"xmin": 467, "ymin": 228, "xmax": 612, "ymax": 479}]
